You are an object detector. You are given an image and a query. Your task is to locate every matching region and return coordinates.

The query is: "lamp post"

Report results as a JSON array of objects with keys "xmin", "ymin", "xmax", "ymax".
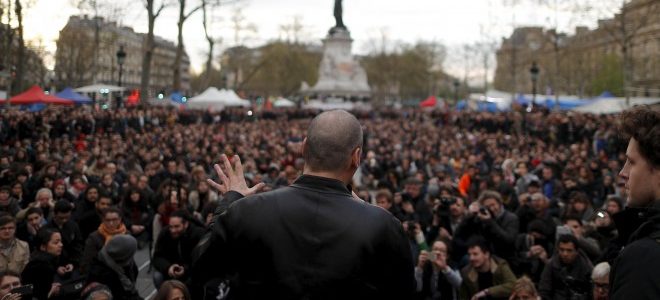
[
  {"xmin": 529, "ymin": 61, "xmax": 539, "ymax": 111},
  {"xmin": 453, "ymin": 80, "xmax": 460, "ymax": 104},
  {"xmin": 116, "ymin": 45, "xmax": 126, "ymax": 87}
]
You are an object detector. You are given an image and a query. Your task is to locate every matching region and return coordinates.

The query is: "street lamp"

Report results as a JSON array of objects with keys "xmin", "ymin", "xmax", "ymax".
[
  {"xmin": 529, "ymin": 61, "xmax": 539, "ymax": 111},
  {"xmin": 453, "ymin": 80, "xmax": 460, "ymax": 104},
  {"xmin": 116, "ymin": 45, "xmax": 127, "ymax": 87}
]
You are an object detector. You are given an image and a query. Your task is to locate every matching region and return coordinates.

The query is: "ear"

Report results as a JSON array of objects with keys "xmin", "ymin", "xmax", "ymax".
[
  {"xmin": 301, "ymin": 137, "xmax": 308, "ymax": 156},
  {"xmin": 351, "ymin": 147, "xmax": 361, "ymax": 168}
]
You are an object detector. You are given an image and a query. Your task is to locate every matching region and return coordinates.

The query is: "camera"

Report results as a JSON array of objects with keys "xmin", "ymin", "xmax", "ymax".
[
  {"xmin": 433, "ymin": 197, "xmax": 456, "ymax": 218},
  {"xmin": 479, "ymin": 207, "xmax": 488, "ymax": 215}
]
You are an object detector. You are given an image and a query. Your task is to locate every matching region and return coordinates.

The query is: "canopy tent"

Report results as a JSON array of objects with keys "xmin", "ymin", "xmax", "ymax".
[
  {"xmin": 514, "ymin": 94, "xmax": 590, "ymax": 110},
  {"xmin": 572, "ymin": 97, "xmax": 660, "ymax": 114},
  {"xmin": 7, "ymin": 85, "xmax": 74, "ymax": 105},
  {"xmin": 419, "ymin": 96, "xmax": 437, "ymax": 108},
  {"xmin": 186, "ymin": 87, "xmax": 250, "ymax": 110},
  {"xmin": 598, "ymin": 91, "xmax": 615, "ymax": 98},
  {"xmin": 273, "ymin": 97, "xmax": 296, "ymax": 108},
  {"xmin": 303, "ymin": 99, "xmax": 355, "ymax": 111},
  {"xmin": 74, "ymin": 84, "xmax": 126, "ymax": 93},
  {"xmin": 56, "ymin": 87, "xmax": 92, "ymax": 104}
]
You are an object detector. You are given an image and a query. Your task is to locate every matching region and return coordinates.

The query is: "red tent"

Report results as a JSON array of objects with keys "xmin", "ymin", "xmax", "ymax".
[
  {"xmin": 9, "ymin": 85, "xmax": 74, "ymax": 105},
  {"xmin": 419, "ymin": 95, "xmax": 437, "ymax": 108}
]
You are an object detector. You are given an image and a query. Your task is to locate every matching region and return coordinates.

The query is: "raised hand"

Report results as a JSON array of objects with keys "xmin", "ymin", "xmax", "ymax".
[{"xmin": 207, "ymin": 154, "xmax": 265, "ymax": 197}]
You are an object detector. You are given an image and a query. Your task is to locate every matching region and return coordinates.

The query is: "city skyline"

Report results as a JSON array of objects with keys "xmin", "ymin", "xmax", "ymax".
[{"xmin": 20, "ymin": 0, "xmax": 619, "ymax": 78}]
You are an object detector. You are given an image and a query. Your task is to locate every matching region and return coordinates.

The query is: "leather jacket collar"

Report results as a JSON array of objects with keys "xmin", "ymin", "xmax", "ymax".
[
  {"xmin": 291, "ymin": 175, "xmax": 352, "ymax": 196},
  {"xmin": 613, "ymin": 201, "xmax": 660, "ymax": 244}
]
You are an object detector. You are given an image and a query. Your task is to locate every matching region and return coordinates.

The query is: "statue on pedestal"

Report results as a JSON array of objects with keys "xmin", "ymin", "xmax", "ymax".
[{"xmin": 334, "ymin": 0, "xmax": 346, "ymax": 29}]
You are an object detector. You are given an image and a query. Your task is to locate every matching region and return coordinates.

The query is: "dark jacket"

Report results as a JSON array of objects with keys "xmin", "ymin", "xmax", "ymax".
[
  {"xmin": 44, "ymin": 219, "xmax": 84, "ymax": 267},
  {"xmin": 193, "ymin": 175, "xmax": 415, "ymax": 300},
  {"xmin": 86, "ymin": 256, "xmax": 142, "ymax": 300},
  {"xmin": 610, "ymin": 202, "xmax": 660, "ymax": 300},
  {"xmin": 80, "ymin": 231, "xmax": 106, "ymax": 275},
  {"xmin": 453, "ymin": 210, "xmax": 519, "ymax": 261},
  {"xmin": 78, "ymin": 210, "xmax": 101, "ymax": 240},
  {"xmin": 21, "ymin": 250, "xmax": 58, "ymax": 300},
  {"xmin": 539, "ymin": 252, "xmax": 593, "ymax": 300},
  {"xmin": 152, "ymin": 223, "xmax": 204, "ymax": 280}
]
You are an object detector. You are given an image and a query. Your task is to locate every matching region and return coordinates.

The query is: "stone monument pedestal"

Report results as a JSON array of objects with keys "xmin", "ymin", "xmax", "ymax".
[{"xmin": 301, "ymin": 28, "xmax": 371, "ymax": 99}]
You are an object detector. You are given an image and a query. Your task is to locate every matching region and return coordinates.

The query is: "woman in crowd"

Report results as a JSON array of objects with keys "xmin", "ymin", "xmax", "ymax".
[
  {"xmin": 120, "ymin": 188, "xmax": 153, "ymax": 248},
  {"xmin": 21, "ymin": 228, "xmax": 67, "ymax": 299},
  {"xmin": 154, "ymin": 280, "xmax": 191, "ymax": 300}
]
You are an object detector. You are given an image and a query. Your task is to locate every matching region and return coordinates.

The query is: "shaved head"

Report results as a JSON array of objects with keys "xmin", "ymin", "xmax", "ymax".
[{"xmin": 304, "ymin": 110, "xmax": 363, "ymax": 172}]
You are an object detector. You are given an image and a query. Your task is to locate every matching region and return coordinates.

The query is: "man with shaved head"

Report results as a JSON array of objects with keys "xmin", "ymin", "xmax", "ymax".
[{"xmin": 193, "ymin": 110, "xmax": 415, "ymax": 299}]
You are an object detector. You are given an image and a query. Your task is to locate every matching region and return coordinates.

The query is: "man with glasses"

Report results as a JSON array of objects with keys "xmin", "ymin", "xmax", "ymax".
[
  {"xmin": 80, "ymin": 207, "xmax": 127, "ymax": 274},
  {"xmin": 591, "ymin": 262, "xmax": 609, "ymax": 300},
  {"xmin": 0, "ymin": 215, "xmax": 29, "ymax": 274}
]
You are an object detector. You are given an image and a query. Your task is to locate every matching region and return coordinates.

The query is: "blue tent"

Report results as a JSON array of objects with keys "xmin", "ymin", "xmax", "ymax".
[
  {"xmin": 170, "ymin": 92, "xmax": 187, "ymax": 104},
  {"xmin": 456, "ymin": 100, "xmax": 468, "ymax": 111},
  {"xmin": 56, "ymin": 87, "xmax": 92, "ymax": 104},
  {"xmin": 598, "ymin": 91, "xmax": 614, "ymax": 98}
]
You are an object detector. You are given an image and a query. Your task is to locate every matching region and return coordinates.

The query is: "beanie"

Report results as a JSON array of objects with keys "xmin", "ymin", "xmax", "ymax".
[{"xmin": 102, "ymin": 235, "xmax": 137, "ymax": 266}]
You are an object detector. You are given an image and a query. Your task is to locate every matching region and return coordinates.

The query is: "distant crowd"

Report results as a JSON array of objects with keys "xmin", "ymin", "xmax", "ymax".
[{"xmin": 0, "ymin": 105, "xmax": 626, "ymax": 299}]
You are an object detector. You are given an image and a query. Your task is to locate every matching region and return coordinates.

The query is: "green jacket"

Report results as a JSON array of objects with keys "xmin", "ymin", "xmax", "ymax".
[{"xmin": 459, "ymin": 256, "xmax": 516, "ymax": 299}]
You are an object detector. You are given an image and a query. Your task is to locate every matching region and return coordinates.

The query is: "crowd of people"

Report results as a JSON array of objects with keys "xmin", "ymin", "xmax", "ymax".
[{"xmin": 0, "ymin": 104, "xmax": 640, "ymax": 299}]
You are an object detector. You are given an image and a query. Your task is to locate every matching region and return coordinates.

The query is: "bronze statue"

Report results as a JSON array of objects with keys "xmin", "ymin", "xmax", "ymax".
[{"xmin": 334, "ymin": 0, "xmax": 346, "ymax": 29}]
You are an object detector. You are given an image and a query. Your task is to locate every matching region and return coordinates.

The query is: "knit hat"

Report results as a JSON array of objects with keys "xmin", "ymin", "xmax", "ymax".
[{"xmin": 102, "ymin": 235, "xmax": 137, "ymax": 266}]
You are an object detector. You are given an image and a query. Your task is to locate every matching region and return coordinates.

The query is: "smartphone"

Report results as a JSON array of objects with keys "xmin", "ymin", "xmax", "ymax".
[
  {"xmin": 10, "ymin": 284, "xmax": 33, "ymax": 297},
  {"xmin": 556, "ymin": 225, "xmax": 572, "ymax": 240},
  {"xmin": 428, "ymin": 252, "xmax": 437, "ymax": 262}
]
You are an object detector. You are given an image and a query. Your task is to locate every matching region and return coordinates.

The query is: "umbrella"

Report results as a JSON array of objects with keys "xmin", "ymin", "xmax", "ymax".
[{"xmin": 9, "ymin": 85, "xmax": 74, "ymax": 105}]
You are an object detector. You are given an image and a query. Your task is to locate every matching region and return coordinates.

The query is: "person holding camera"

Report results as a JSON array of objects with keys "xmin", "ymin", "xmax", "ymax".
[
  {"xmin": 414, "ymin": 240, "xmax": 462, "ymax": 300},
  {"xmin": 464, "ymin": 191, "xmax": 520, "ymax": 262},
  {"xmin": 539, "ymin": 234, "xmax": 593, "ymax": 300},
  {"xmin": 513, "ymin": 220, "xmax": 552, "ymax": 283}
]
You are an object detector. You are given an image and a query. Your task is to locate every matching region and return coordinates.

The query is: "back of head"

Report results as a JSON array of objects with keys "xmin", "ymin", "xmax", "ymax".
[
  {"xmin": 102, "ymin": 235, "xmax": 137, "ymax": 266},
  {"xmin": 303, "ymin": 110, "xmax": 363, "ymax": 173}
]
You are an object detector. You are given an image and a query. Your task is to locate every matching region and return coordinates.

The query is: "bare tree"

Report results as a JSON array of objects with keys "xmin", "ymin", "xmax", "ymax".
[
  {"xmin": 172, "ymin": 0, "xmax": 206, "ymax": 92},
  {"xmin": 140, "ymin": 0, "xmax": 167, "ymax": 102}
]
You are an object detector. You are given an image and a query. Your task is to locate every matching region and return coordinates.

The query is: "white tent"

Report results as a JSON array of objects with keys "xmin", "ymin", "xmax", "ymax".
[
  {"xmin": 303, "ymin": 99, "xmax": 355, "ymax": 110},
  {"xmin": 74, "ymin": 84, "xmax": 126, "ymax": 93},
  {"xmin": 572, "ymin": 97, "xmax": 660, "ymax": 114},
  {"xmin": 186, "ymin": 87, "xmax": 250, "ymax": 110},
  {"xmin": 273, "ymin": 97, "xmax": 296, "ymax": 107}
]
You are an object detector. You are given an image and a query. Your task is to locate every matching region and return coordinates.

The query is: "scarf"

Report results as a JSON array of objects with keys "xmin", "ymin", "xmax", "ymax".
[{"xmin": 98, "ymin": 223, "xmax": 128, "ymax": 244}]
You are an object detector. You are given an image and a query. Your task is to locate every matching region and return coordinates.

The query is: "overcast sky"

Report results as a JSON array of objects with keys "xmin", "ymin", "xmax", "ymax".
[{"xmin": 21, "ymin": 0, "xmax": 619, "ymax": 80}]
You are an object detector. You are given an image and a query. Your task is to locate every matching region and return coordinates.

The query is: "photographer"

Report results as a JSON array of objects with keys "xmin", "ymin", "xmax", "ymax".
[
  {"xmin": 414, "ymin": 240, "xmax": 462, "ymax": 300},
  {"xmin": 457, "ymin": 191, "xmax": 519, "ymax": 262},
  {"xmin": 426, "ymin": 192, "xmax": 467, "ymax": 248},
  {"xmin": 539, "ymin": 234, "xmax": 593, "ymax": 300},
  {"xmin": 513, "ymin": 220, "xmax": 552, "ymax": 282}
]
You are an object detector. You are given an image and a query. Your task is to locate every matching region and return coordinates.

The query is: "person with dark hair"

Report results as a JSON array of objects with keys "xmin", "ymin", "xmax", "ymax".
[
  {"xmin": 21, "ymin": 228, "xmax": 66, "ymax": 299},
  {"xmin": 0, "ymin": 270, "xmax": 24, "ymax": 300},
  {"xmin": 119, "ymin": 189, "xmax": 153, "ymax": 248},
  {"xmin": 512, "ymin": 219, "xmax": 552, "ymax": 283},
  {"xmin": 0, "ymin": 186, "xmax": 20, "ymax": 216},
  {"xmin": 16, "ymin": 207, "xmax": 46, "ymax": 251},
  {"xmin": 80, "ymin": 282, "xmax": 113, "ymax": 300},
  {"xmin": 0, "ymin": 215, "xmax": 29, "ymax": 275},
  {"xmin": 78, "ymin": 195, "xmax": 113, "ymax": 240},
  {"xmin": 80, "ymin": 207, "xmax": 127, "ymax": 275},
  {"xmin": 74, "ymin": 186, "xmax": 100, "ymax": 221},
  {"xmin": 152, "ymin": 210, "xmax": 203, "ymax": 289},
  {"xmin": 193, "ymin": 110, "xmax": 415, "ymax": 299},
  {"xmin": 562, "ymin": 216, "xmax": 601, "ymax": 261},
  {"xmin": 414, "ymin": 240, "xmax": 462, "ymax": 300},
  {"xmin": 199, "ymin": 201, "xmax": 218, "ymax": 226},
  {"xmin": 610, "ymin": 106, "xmax": 660, "ymax": 299},
  {"xmin": 154, "ymin": 279, "xmax": 191, "ymax": 300},
  {"xmin": 459, "ymin": 236, "xmax": 516, "ymax": 299},
  {"xmin": 86, "ymin": 235, "xmax": 141, "ymax": 300},
  {"xmin": 44, "ymin": 200, "xmax": 84, "ymax": 269},
  {"xmin": 539, "ymin": 234, "xmax": 593, "ymax": 300}
]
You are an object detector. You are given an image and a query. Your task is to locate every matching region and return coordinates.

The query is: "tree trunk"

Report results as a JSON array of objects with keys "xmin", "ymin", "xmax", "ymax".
[
  {"xmin": 140, "ymin": 0, "xmax": 157, "ymax": 102},
  {"xmin": 173, "ymin": 0, "xmax": 185, "ymax": 92},
  {"xmin": 12, "ymin": 0, "xmax": 24, "ymax": 94},
  {"xmin": 92, "ymin": 7, "xmax": 100, "ymax": 84}
]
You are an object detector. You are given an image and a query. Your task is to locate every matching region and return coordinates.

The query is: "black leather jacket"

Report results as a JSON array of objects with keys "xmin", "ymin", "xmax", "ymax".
[{"xmin": 193, "ymin": 175, "xmax": 415, "ymax": 299}]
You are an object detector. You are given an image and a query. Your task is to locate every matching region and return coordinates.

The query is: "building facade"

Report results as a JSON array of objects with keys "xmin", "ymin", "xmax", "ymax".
[
  {"xmin": 494, "ymin": 0, "xmax": 660, "ymax": 97},
  {"xmin": 54, "ymin": 15, "xmax": 190, "ymax": 96}
]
